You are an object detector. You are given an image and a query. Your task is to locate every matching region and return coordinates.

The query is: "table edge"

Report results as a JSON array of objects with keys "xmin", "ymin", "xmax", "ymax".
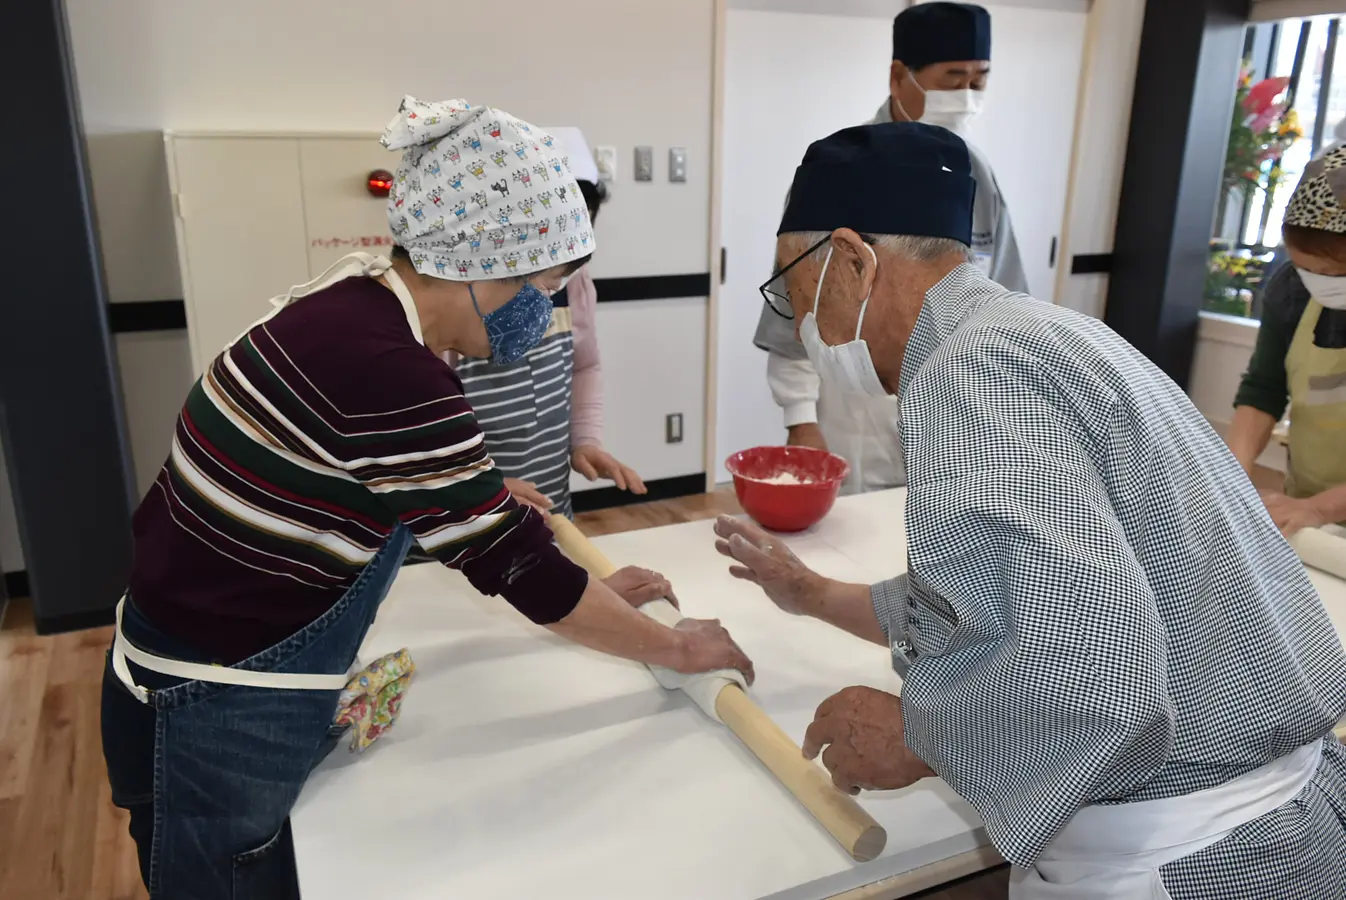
[{"xmin": 824, "ymin": 846, "xmax": 1005, "ymax": 900}]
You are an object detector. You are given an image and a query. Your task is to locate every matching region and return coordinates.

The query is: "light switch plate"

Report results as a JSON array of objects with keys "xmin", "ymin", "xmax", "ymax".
[
  {"xmin": 635, "ymin": 146, "xmax": 654, "ymax": 182},
  {"xmin": 595, "ymin": 145, "xmax": 617, "ymax": 182},
  {"xmin": 666, "ymin": 413, "xmax": 684, "ymax": 444},
  {"xmin": 669, "ymin": 147, "xmax": 687, "ymax": 183}
]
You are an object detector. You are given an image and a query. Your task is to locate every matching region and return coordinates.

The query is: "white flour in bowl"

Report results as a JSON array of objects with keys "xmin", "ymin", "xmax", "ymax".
[{"xmin": 757, "ymin": 472, "xmax": 812, "ymax": 485}]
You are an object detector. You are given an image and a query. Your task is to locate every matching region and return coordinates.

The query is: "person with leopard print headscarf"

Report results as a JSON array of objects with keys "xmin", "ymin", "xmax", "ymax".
[{"xmin": 1227, "ymin": 143, "xmax": 1346, "ymax": 536}]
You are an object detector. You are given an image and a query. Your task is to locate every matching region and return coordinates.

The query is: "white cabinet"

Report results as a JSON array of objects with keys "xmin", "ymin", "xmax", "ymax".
[
  {"xmin": 167, "ymin": 136, "xmax": 309, "ymax": 373},
  {"xmin": 166, "ymin": 132, "xmax": 399, "ymax": 374},
  {"xmin": 298, "ymin": 138, "xmax": 401, "ymax": 276}
]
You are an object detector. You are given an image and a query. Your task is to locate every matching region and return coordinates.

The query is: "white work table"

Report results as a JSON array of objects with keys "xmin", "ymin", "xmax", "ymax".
[{"xmin": 292, "ymin": 489, "xmax": 1346, "ymax": 900}]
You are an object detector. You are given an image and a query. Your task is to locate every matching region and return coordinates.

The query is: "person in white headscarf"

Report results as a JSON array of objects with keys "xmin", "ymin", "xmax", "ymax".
[
  {"xmin": 101, "ymin": 95, "xmax": 752, "ymax": 900},
  {"xmin": 449, "ymin": 126, "xmax": 645, "ymax": 518}
]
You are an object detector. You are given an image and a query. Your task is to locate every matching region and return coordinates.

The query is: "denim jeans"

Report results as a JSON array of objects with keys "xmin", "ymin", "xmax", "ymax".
[{"xmin": 101, "ymin": 525, "xmax": 413, "ymax": 899}]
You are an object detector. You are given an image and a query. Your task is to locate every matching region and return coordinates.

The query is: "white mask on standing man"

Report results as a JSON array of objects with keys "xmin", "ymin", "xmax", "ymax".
[{"xmin": 910, "ymin": 76, "xmax": 985, "ymax": 134}]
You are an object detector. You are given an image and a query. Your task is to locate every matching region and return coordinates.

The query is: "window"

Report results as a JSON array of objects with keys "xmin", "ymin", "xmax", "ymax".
[{"xmin": 1208, "ymin": 16, "xmax": 1346, "ymax": 321}]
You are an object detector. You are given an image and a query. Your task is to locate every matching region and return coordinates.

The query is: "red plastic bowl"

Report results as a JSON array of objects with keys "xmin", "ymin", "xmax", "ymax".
[{"xmin": 724, "ymin": 445, "xmax": 850, "ymax": 533}]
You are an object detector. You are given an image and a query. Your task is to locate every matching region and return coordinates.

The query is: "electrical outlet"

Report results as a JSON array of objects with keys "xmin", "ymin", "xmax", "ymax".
[
  {"xmin": 635, "ymin": 146, "xmax": 654, "ymax": 182},
  {"xmin": 595, "ymin": 145, "xmax": 617, "ymax": 182},
  {"xmin": 669, "ymin": 147, "xmax": 687, "ymax": 183},
  {"xmin": 665, "ymin": 413, "xmax": 684, "ymax": 444}
]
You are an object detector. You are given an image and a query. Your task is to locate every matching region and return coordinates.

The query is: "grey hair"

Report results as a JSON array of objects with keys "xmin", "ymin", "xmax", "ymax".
[{"xmin": 787, "ymin": 231, "xmax": 972, "ymax": 264}]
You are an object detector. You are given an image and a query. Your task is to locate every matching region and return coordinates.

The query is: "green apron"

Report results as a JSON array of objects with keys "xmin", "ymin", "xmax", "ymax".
[{"xmin": 1284, "ymin": 298, "xmax": 1346, "ymax": 510}]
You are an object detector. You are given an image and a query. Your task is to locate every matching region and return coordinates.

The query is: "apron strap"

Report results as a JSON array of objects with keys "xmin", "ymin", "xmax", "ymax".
[
  {"xmin": 221, "ymin": 253, "xmax": 426, "ymax": 355},
  {"xmin": 111, "ymin": 598, "xmax": 350, "ymax": 704}
]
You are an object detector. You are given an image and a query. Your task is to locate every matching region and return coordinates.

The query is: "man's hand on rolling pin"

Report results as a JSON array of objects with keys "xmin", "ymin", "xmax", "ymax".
[
  {"xmin": 604, "ymin": 567, "xmax": 679, "ymax": 610},
  {"xmin": 672, "ymin": 618, "xmax": 755, "ymax": 683},
  {"xmin": 803, "ymin": 686, "xmax": 935, "ymax": 795},
  {"xmin": 713, "ymin": 516, "xmax": 824, "ymax": 615},
  {"xmin": 505, "ymin": 478, "xmax": 554, "ymax": 513}
]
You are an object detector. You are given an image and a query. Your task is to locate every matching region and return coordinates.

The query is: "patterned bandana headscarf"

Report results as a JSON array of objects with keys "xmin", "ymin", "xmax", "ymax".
[
  {"xmin": 380, "ymin": 96, "xmax": 596, "ymax": 281},
  {"xmin": 1285, "ymin": 143, "xmax": 1346, "ymax": 234}
]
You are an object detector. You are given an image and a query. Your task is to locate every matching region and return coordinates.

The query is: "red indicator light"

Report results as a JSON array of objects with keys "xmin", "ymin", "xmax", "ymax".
[{"xmin": 366, "ymin": 170, "xmax": 394, "ymax": 197}]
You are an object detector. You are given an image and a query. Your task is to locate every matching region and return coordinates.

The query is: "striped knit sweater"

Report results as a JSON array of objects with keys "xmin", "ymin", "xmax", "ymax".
[{"xmin": 129, "ymin": 276, "xmax": 587, "ymax": 663}]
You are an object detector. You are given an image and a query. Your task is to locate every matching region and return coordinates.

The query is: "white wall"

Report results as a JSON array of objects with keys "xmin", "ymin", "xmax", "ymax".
[
  {"xmin": 1053, "ymin": 0, "xmax": 1145, "ymax": 318},
  {"xmin": 1189, "ymin": 316, "xmax": 1259, "ymax": 427},
  {"xmin": 0, "ymin": 0, "xmax": 722, "ymax": 574},
  {"xmin": 1188, "ymin": 316, "xmax": 1288, "ymax": 470},
  {"xmin": 959, "ymin": 5, "xmax": 1087, "ymax": 301},
  {"xmin": 574, "ymin": 299, "xmax": 710, "ymax": 490}
]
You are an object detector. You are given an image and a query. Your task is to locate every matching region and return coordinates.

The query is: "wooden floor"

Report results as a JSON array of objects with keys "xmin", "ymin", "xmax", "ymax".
[{"xmin": 0, "ymin": 490, "xmax": 1011, "ymax": 899}]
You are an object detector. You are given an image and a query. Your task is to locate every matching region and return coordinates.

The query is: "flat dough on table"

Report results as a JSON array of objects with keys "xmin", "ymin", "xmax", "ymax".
[{"xmin": 1291, "ymin": 525, "xmax": 1346, "ymax": 581}]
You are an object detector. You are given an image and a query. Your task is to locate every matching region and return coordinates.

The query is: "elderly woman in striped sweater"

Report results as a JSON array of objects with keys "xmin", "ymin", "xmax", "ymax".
[{"xmin": 100, "ymin": 97, "xmax": 752, "ymax": 900}]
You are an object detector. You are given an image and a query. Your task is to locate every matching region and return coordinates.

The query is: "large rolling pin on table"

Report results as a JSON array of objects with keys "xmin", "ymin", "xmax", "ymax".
[{"xmin": 548, "ymin": 514, "xmax": 887, "ymax": 863}]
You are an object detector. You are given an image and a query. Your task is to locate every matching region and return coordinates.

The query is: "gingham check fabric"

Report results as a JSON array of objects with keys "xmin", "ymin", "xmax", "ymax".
[{"xmin": 868, "ymin": 265, "xmax": 1346, "ymax": 893}]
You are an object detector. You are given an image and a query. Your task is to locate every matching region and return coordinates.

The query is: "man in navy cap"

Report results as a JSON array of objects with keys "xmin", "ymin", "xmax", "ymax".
[
  {"xmin": 720, "ymin": 122, "xmax": 1346, "ymax": 898},
  {"xmin": 753, "ymin": 1, "xmax": 1025, "ymax": 497}
]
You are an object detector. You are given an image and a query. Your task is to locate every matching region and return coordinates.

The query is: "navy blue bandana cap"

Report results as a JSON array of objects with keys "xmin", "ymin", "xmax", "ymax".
[
  {"xmin": 892, "ymin": 2, "xmax": 992, "ymax": 68},
  {"xmin": 777, "ymin": 122, "xmax": 977, "ymax": 247}
]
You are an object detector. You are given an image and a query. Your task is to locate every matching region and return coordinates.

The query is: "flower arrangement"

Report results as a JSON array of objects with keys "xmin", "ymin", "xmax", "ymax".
[
  {"xmin": 1224, "ymin": 66, "xmax": 1302, "ymax": 198},
  {"xmin": 1204, "ymin": 248, "xmax": 1265, "ymax": 317}
]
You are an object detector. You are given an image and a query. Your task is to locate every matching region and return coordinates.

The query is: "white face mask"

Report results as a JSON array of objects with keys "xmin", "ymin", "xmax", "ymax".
[
  {"xmin": 800, "ymin": 245, "xmax": 891, "ymax": 399},
  {"xmin": 908, "ymin": 74, "xmax": 985, "ymax": 134},
  {"xmin": 1295, "ymin": 268, "xmax": 1346, "ymax": 310}
]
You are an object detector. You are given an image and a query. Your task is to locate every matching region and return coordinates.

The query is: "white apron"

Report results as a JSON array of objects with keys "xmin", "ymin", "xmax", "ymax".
[
  {"xmin": 1010, "ymin": 741, "xmax": 1324, "ymax": 899},
  {"xmin": 816, "ymin": 375, "xmax": 905, "ymax": 495},
  {"xmin": 112, "ymin": 252, "xmax": 423, "ymax": 700}
]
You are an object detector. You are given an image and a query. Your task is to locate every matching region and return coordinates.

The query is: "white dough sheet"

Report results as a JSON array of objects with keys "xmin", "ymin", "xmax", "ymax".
[
  {"xmin": 293, "ymin": 492, "xmax": 988, "ymax": 900},
  {"xmin": 637, "ymin": 597, "xmax": 747, "ymax": 722},
  {"xmin": 1292, "ymin": 524, "xmax": 1346, "ymax": 581}
]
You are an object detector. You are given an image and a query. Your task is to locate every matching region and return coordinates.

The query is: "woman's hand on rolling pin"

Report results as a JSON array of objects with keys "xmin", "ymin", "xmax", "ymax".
[
  {"xmin": 803, "ymin": 686, "xmax": 935, "ymax": 795},
  {"xmin": 504, "ymin": 478, "xmax": 553, "ymax": 513},
  {"xmin": 572, "ymin": 445, "xmax": 647, "ymax": 494},
  {"xmin": 713, "ymin": 516, "xmax": 826, "ymax": 616},
  {"xmin": 1259, "ymin": 490, "xmax": 1328, "ymax": 537},
  {"xmin": 603, "ymin": 566, "xmax": 679, "ymax": 610},
  {"xmin": 672, "ymin": 618, "xmax": 754, "ymax": 683}
]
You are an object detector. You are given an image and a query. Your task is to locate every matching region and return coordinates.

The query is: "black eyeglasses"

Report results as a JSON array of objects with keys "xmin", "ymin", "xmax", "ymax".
[
  {"xmin": 758, "ymin": 234, "xmax": 875, "ymax": 320},
  {"xmin": 758, "ymin": 236, "xmax": 829, "ymax": 321}
]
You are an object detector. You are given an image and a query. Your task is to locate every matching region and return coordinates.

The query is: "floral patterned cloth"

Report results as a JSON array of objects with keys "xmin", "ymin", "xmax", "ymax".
[{"xmin": 332, "ymin": 648, "xmax": 416, "ymax": 752}]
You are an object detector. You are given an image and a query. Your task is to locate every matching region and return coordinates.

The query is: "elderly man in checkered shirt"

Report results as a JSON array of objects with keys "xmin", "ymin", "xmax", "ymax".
[{"xmin": 716, "ymin": 121, "xmax": 1346, "ymax": 898}]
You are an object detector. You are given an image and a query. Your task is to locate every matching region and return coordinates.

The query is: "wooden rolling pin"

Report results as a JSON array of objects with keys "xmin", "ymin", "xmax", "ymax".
[{"xmin": 547, "ymin": 515, "xmax": 887, "ymax": 863}]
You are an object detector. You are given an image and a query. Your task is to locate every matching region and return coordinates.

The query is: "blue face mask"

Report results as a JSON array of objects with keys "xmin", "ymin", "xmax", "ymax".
[{"xmin": 469, "ymin": 281, "xmax": 554, "ymax": 364}]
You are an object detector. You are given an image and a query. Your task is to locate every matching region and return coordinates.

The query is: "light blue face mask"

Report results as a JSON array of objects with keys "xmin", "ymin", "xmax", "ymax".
[{"xmin": 469, "ymin": 281, "xmax": 554, "ymax": 365}]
